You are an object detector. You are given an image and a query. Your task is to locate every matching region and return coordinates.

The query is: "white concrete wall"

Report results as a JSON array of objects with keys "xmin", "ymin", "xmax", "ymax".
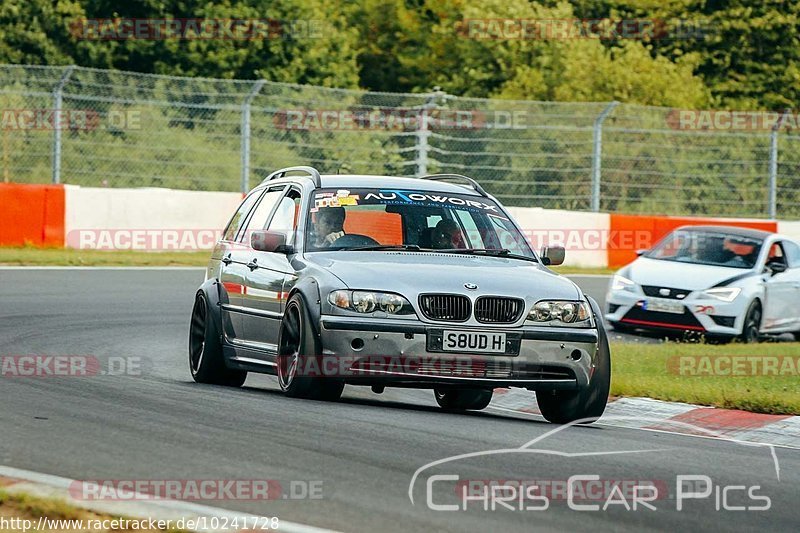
[
  {"xmin": 64, "ymin": 185, "xmax": 242, "ymax": 250},
  {"xmin": 506, "ymin": 207, "xmax": 610, "ymax": 267},
  {"xmin": 62, "ymin": 186, "xmax": 614, "ymax": 262},
  {"xmin": 778, "ymin": 220, "xmax": 800, "ymax": 242}
]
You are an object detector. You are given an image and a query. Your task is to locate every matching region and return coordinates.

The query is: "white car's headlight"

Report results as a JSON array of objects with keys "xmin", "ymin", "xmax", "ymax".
[
  {"xmin": 700, "ymin": 287, "xmax": 741, "ymax": 302},
  {"xmin": 527, "ymin": 300, "xmax": 593, "ymax": 327},
  {"xmin": 328, "ymin": 290, "xmax": 414, "ymax": 315},
  {"xmin": 611, "ymin": 274, "xmax": 636, "ymax": 292}
]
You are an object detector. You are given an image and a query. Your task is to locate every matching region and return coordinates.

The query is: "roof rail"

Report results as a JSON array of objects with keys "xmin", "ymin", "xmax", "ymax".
[
  {"xmin": 419, "ymin": 173, "xmax": 488, "ymax": 197},
  {"xmin": 260, "ymin": 166, "xmax": 322, "ymax": 188}
]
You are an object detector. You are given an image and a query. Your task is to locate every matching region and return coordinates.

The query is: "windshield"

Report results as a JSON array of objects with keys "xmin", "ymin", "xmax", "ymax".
[
  {"xmin": 645, "ymin": 229, "xmax": 763, "ymax": 269},
  {"xmin": 306, "ymin": 188, "xmax": 535, "ymax": 259}
]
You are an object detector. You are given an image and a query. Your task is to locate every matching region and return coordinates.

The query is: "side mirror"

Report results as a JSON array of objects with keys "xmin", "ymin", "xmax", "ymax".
[
  {"xmin": 251, "ymin": 230, "xmax": 294, "ymax": 254},
  {"xmin": 767, "ymin": 261, "xmax": 788, "ymax": 275},
  {"xmin": 540, "ymin": 245, "xmax": 566, "ymax": 266},
  {"xmin": 635, "ymin": 249, "xmax": 649, "ymax": 257}
]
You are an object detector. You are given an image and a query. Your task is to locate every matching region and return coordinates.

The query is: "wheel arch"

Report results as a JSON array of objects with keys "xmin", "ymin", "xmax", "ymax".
[
  {"xmin": 196, "ymin": 278, "xmax": 223, "ymax": 339},
  {"xmin": 745, "ymin": 296, "xmax": 763, "ymax": 334},
  {"xmin": 585, "ymin": 295, "xmax": 606, "ymax": 331},
  {"xmin": 286, "ymin": 277, "xmax": 323, "ymax": 338}
]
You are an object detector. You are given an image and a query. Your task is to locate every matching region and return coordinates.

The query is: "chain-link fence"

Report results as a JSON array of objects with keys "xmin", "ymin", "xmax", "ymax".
[{"xmin": 1, "ymin": 64, "xmax": 797, "ymax": 218}]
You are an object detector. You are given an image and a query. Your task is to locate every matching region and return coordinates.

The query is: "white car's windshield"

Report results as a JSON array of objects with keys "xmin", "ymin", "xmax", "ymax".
[
  {"xmin": 306, "ymin": 188, "xmax": 535, "ymax": 259},
  {"xmin": 646, "ymin": 230, "xmax": 763, "ymax": 269}
]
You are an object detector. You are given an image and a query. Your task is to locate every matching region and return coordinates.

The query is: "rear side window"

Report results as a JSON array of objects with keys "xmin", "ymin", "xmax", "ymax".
[
  {"xmin": 267, "ymin": 189, "xmax": 302, "ymax": 243},
  {"xmin": 240, "ymin": 186, "xmax": 286, "ymax": 241},
  {"xmin": 222, "ymin": 190, "xmax": 262, "ymax": 241}
]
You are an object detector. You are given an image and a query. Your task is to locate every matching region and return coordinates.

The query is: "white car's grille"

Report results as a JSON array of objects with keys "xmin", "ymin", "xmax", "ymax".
[{"xmin": 641, "ymin": 285, "xmax": 691, "ymax": 300}]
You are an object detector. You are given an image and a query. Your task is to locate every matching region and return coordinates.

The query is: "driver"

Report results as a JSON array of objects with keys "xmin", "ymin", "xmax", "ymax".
[
  {"xmin": 314, "ymin": 207, "xmax": 346, "ymax": 247},
  {"xmin": 431, "ymin": 219, "xmax": 466, "ymax": 249}
]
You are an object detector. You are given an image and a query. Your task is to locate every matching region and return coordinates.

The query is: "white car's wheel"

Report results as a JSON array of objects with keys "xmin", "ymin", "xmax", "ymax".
[{"xmin": 740, "ymin": 300, "xmax": 762, "ymax": 343}]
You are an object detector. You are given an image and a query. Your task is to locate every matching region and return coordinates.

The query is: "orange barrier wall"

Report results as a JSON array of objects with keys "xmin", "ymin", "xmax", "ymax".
[
  {"xmin": 608, "ymin": 214, "xmax": 778, "ymax": 267},
  {"xmin": 343, "ymin": 211, "xmax": 402, "ymax": 244},
  {"xmin": 0, "ymin": 183, "xmax": 65, "ymax": 246}
]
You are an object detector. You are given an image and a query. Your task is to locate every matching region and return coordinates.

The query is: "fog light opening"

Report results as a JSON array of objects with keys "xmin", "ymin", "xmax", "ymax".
[
  {"xmin": 351, "ymin": 338, "xmax": 365, "ymax": 351},
  {"xmin": 571, "ymin": 349, "xmax": 582, "ymax": 361}
]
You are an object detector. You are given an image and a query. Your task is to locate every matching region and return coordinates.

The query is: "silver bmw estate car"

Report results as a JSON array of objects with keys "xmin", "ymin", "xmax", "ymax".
[{"xmin": 189, "ymin": 166, "xmax": 610, "ymax": 423}]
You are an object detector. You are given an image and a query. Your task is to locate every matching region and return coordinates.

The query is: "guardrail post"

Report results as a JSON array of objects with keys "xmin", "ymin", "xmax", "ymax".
[
  {"xmin": 52, "ymin": 65, "xmax": 76, "ymax": 184},
  {"xmin": 768, "ymin": 109, "xmax": 790, "ymax": 219},
  {"xmin": 240, "ymin": 80, "xmax": 266, "ymax": 193},
  {"xmin": 415, "ymin": 89, "xmax": 445, "ymax": 177},
  {"xmin": 591, "ymin": 101, "xmax": 619, "ymax": 212}
]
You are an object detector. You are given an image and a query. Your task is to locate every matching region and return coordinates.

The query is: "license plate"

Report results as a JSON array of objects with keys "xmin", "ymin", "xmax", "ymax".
[
  {"xmin": 442, "ymin": 330, "xmax": 507, "ymax": 354},
  {"xmin": 643, "ymin": 298, "xmax": 684, "ymax": 314}
]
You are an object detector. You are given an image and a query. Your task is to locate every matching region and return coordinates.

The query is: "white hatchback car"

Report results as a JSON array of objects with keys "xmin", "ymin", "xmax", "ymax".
[{"xmin": 605, "ymin": 225, "xmax": 800, "ymax": 342}]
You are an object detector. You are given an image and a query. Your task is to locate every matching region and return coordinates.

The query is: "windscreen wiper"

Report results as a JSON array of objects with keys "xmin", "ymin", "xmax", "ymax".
[
  {"xmin": 338, "ymin": 244, "xmax": 424, "ymax": 251},
  {"xmin": 436, "ymin": 248, "xmax": 539, "ymax": 262}
]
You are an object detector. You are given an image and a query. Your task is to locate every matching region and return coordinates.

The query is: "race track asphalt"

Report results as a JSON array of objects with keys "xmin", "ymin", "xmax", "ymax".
[{"xmin": 1, "ymin": 269, "xmax": 797, "ymax": 532}]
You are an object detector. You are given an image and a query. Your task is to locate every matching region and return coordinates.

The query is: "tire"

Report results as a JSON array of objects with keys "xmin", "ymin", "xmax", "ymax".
[
  {"xmin": 740, "ymin": 300, "xmax": 762, "ymax": 344},
  {"xmin": 793, "ymin": 332, "xmax": 800, "ymax": 342},
  {"xmin": 536, "ymin": 323, "xmax": 611, "ymax": 425},
  {"xmin": 705, "ymin": 335, "xmax": 733, "ymax": 345},
  {"xmin": 434, "ymin": 388, "xmax": 493, "ymax": 411},
  {"xmin": 277, "ymin": 293, "xmax": 344, "ymax": 401},
  {"xmin": 189, "ymin": 291, "xmax": 247, "ymax": 387},
  {"xmin": 609, "ymin": 321, "xmax": 633, "ymax": 334}
]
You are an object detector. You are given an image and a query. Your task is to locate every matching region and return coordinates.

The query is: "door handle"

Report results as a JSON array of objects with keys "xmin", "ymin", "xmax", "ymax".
[
  {"xmin": 222, "ymin": 255, "xmax": 232, "ymax": 265},
  {"xmin": 246, "ymin": 259, "xmax": 258, "ymax": 270}
]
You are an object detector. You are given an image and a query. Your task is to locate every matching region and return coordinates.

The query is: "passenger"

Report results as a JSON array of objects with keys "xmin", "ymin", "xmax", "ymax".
[
  {"xmin": 431, "ymin": 219, "xmax": 466, "ymax": 249},
  {"xmin": 314, "ymin": 207, "xmax": 346, "ymax": 247}
]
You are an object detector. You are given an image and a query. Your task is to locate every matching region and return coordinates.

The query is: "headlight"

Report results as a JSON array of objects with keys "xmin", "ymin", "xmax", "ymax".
[
  {"xmin": 352, "ymin": 291, "xmax": 377, "ymax": 313},
  {"xmin": 611, "ymin": 274, "xmax": 636, "ymax": 292},
  {"xmin": 328, "ymin": 290, "xmax": 414, "ymax": 315},
  {"xmin": 527, "ymin": 300, "xmax": 593, "ymax": 327},
  {"xmin": 700, "ymin": 287, "xmax": 741, "ymax": 302},
  {"xmin": 379, "ymin": 293, "xmax": 406, "ymax": 314}
]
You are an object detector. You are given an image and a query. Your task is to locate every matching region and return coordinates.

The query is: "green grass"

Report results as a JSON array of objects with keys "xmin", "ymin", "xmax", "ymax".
[
  {"xmin": 0, "ymin": 489, "xmax": 86, "ymax": 521},
  {"xmin": 0, "ymin": 489, "xmax": 187, "ymax": 532},
  {"xmin": 551, "ymin": 266, "xmax": 616, "ymax": 275},
  {"xmin": 611, "ymin": 342, "xmax": 800, "ymax": 415},
  {"xmin": 0, "ymin": 247, "xmax": 209, "ymax": 266}
]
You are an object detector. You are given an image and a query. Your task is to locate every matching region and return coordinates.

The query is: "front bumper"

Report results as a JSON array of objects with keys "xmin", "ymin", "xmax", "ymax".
[
  {"xmin": 605, "ymin": 289, "xmax": 744, "ymax": 336},
  {"xmin": 317, "ymin": 315, "xmax": 598, "ymax": 390}
]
